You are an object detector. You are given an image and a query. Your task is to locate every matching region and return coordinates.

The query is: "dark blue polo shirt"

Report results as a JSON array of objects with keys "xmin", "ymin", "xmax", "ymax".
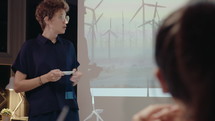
[{"xmin": 12, "ymin": 34, "xmax": 80, "ymax": 116}]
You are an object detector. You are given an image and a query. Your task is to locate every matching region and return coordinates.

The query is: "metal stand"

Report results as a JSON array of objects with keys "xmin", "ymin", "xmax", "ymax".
[
  {"xmin": 83, "ymin": 90, "xmax": 104, "ymax": 121},
  {"xmin": 0, "ymin": 91, "xmax": 7, "ymax": 108},
  {"xmin": 12, "ymin": 93, "xmax": 24, "ymax": 118}
]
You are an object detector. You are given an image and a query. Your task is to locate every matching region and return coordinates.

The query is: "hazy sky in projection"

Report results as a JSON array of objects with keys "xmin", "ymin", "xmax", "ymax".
[
  {"xmin": 84, "ymin": 0, "xmax": 188, "ymax": 88},
  {"xmin": 85, "ymin": 0, "xmax": 188, "ymax": 29}
]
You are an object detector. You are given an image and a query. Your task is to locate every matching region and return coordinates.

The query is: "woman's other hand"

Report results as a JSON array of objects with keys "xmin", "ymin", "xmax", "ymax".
[{"xmin": 70, "ymin": 68, "xmax": 82, "ymax": 86}]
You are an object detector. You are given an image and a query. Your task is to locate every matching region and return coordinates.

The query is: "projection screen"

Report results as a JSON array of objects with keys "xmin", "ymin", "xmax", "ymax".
[{"xmin": 78, "ymin": 0, "xmax": 189, "ymax": 121}]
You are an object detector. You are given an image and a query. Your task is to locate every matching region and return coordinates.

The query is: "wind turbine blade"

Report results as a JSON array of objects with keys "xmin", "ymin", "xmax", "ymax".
[
  {"xmin": 95, "ymin": 0, "xmax": 103, "ymax": 9},
  {"xmin": 154, "ymin": 21, "xmax": 159, "ymax": 26},
  {"xmin": 95, "ymin": 13, "xmax": 103, "ymax": 24},
  {"xmin": 138, "ymin": 24, "xmax": 142, "ymax": 28},
  {"xmin": 110, "ymin": 31, "xmax": 118, "ymax": 38},
  {"xmin": 138, "ymin": 20, "xmax": 152, "ymax": 28},
  {"xmin": 153, "ymin": 2, "xmax": 158, "ymax": 19},
  {"xmin": 103, "ymin": 30, "xmax": 110, "ymax": 36},
  {"xmin": 129, "ymin": 6, "xmax": 142, "ymax": 23},
  {"xmin": 85, "ymin": 6, "xmax": 94, "ymax": 11},
  {"xmin": 144, "ymin": 3, "xmax": 165, "ymax": 8},
  {"xmin": 156, "ymin": 10, "xmax": 161, "ymax": 21},
  {"xmin": 95, "ymin": 13, "xmax": 103, "ymax": 31},
  {"xmin": 85, "ymin": 23, "xmax": 93, "ymax": 27}
]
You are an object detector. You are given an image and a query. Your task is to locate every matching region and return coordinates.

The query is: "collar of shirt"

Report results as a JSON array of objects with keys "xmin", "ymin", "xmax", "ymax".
[{"xmin": 37, "ymin": 34, "xmax": 63, "ymax": 45}]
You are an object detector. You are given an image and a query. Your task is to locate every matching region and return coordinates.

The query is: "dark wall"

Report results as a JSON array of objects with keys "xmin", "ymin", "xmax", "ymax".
[
  {"xmin": 0, "ymin": 65, "xmax": 10, "ymax": 113},
  {"xmin": 0, "ymin": 65, "xmax": 10, "ymax": 91},
  {"xmin": 0, "ymin": 0, "xmax": 8, "ymax": 52},
  {"xmin": 60, "ymin": 3, "xmax": 78, "ymax": 51},
  {"xmin": 26, "ymin": 0, "xmax": 42, "ymax": 41}
]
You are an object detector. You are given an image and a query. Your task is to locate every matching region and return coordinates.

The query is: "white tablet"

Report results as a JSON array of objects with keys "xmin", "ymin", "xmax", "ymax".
[{"xmin": 62, "ymin": 71, "xmax": 74, "ymax": 75}]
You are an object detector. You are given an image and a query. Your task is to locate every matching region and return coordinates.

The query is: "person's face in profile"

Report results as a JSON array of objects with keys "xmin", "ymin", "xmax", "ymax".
[{"xmin": 46, "ymin": 9, "xmax": 69, "ymax": 34}]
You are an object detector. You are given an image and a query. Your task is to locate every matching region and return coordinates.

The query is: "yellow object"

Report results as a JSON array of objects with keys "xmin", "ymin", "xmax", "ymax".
[{"xmin": 0, "ymin": 108, "xmax": 12, "ymax": 117}]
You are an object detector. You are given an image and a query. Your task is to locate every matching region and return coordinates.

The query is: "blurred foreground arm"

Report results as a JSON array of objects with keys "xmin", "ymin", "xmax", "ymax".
[{"xmin": 132, "ymin": 104, "xmax": 181, "ymax": 121}]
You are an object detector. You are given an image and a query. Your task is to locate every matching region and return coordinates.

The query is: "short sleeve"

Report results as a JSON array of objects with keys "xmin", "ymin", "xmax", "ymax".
[{"xmin": 12, "ymin": 42, "xmax": 29, "ymax": 75}]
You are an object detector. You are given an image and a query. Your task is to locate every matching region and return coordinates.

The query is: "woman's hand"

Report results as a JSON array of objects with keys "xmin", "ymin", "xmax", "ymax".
[
  {"xmin": 41, "ymin": 69, "xmax": 64, "ymax": 83},
  {"xmin": 70, "ymin": 68, "xmax": 82, "ymax": 86},
  {"xmin": 132, "ymin": 104, "xmax": 181, "ymax": 121}
]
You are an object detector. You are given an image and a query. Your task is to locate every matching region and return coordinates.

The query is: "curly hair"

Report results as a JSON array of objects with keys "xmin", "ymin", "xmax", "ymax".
[{"xmin": 35, "ymin": 0, "xmax": 69, "ymax": 30}]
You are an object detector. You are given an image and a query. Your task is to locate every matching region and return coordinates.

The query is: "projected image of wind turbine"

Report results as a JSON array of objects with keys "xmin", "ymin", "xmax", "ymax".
[
  {"xmin": 122, "ymin": 11, "xmax": 125, "ymax": 48},
  {"xmin": 138, "ymin": 2, "xmax": 165, "ymax": 41},
  {"xmin": 85, "ymin": 0, "xmax": 103, "ymax": 62},
  {"xmin": 103, "ymin": 18, "xmax": 118, "ymax": 60},
  {"xmin": 130, "ymin": 0, "xmax": 165, "ymax": 46}
]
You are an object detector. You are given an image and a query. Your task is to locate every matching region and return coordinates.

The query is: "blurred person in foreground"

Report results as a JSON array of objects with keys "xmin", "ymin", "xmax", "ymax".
[
  {"xmin": 132, "ymin": 1, "xmax": 215, "ymax": 121},
  {"xmin": 12, "ymin": 0, "xmax": 82, "ymax": 121}
]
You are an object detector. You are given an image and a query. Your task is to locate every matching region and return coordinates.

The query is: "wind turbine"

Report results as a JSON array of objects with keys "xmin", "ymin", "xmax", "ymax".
[
  {"xmin": 151, "ymin": 2, "xmax": 164, "ymax": 37},
  {"xmin": 84, "ymin": 0, "xmax": 103, "ymax": 62},
  {"xmin": 85, "ymin": 0, "xmax": 103, "ymax": 31},
  {"xmin": 130, "ymin": 0, "xmax": 165, "ymax": 44},
  {"xmin": 122, "ymin": 11, "xmax": 125, "ymax": 48},
  {"xmin": 130, "ymin": 0, "xmax": 146, "ymax": 41},
  {"xmin": 138, "ymin": 2, "xmax": 165, "ymax": 42},
  {"xmin": 85, "ymin": 23, "xmax": 96, "ymax": 62},
  {"xmin": 103, "ymin": 18, "xmax": 118, "ymax": 60}
]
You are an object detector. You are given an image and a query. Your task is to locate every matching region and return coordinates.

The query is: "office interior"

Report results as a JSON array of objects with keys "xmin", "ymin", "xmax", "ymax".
[{"xmin": 0, "ymin": 0, "xmax": 189, "ymax": 121}]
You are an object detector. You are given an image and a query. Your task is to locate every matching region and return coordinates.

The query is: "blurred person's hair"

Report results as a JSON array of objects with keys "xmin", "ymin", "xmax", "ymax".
[{"xmin": 155, "ymin": 1, "xmax": 215, "ymax": 121}]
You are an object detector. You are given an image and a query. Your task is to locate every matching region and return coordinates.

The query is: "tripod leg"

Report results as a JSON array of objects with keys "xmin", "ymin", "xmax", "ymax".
[
  {"xmin": 95, "ymin": 112, "xmax": 104, "ymax": 121},
  {"xmin": 83, "ymin": 111, "xmax": 94, "ymax": 121}
]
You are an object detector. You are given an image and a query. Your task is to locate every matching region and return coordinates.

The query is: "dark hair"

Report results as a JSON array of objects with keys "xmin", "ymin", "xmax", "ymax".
[
  {"xmin": 35, "ymin": 0, "xmax": 69, "ymax": 30},
  {"xmin": 155, "ymin": 1, "xmax": 215, "ymax": 121}
]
